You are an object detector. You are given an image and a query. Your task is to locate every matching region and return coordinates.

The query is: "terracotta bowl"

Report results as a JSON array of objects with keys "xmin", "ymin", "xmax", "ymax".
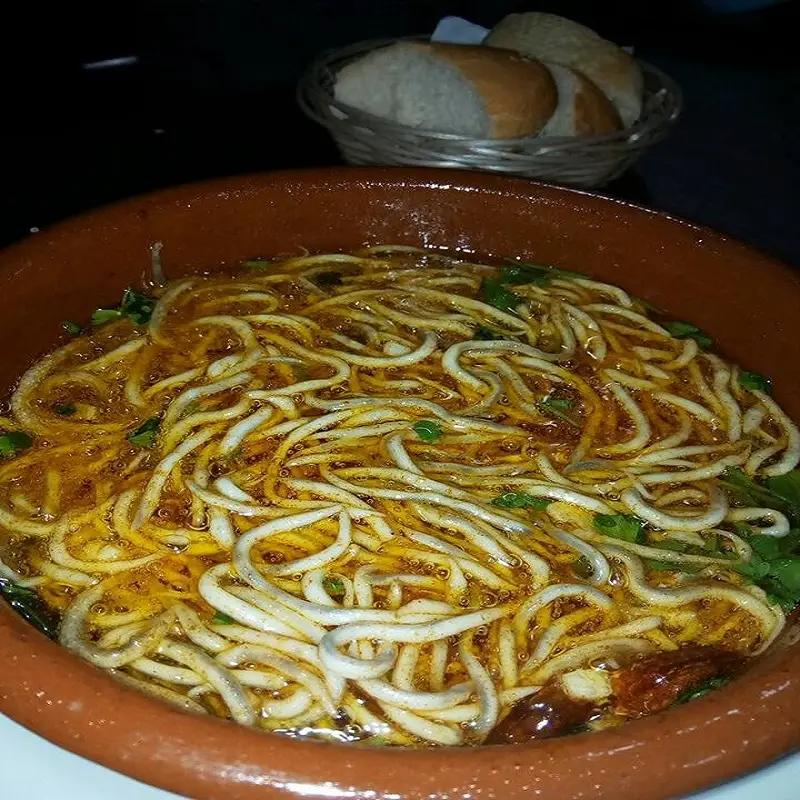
[{"xmin": 1, "ymin": 167, "xmax": 799, "ymax": 800}]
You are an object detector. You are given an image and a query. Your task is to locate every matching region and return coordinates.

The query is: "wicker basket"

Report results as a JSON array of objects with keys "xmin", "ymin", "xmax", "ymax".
[{"xmin": 298, "ymin": 37, "xmax": 682, "ymax": 188}]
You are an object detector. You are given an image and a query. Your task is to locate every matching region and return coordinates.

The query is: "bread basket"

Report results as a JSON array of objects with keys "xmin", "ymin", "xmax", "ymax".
[{"xmin": 298, "ymin": 37, "xmax": 682, "ymax": 188}]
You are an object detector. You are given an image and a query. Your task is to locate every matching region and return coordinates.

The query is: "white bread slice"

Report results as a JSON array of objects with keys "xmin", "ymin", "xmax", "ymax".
[
  {"xmin": 486, "ymin": 13, "xmax": 644, "ymax": 127},
  {"xmin": 334, "ymin": 42, "xmax": 556, "ymax": 139},
  {"xmin": 541, "ymin": 62, "xmax": 621, "ymax": 137}
]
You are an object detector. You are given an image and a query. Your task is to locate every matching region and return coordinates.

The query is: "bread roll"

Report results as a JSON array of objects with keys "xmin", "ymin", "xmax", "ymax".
[
  {"xmin": 334, "ymin": 42, "xmax": 557, "ymax": 139},
  {"xmin": 485, "ymin": 13, "xmax": 643, "ymax": 127},
  {"xmin": 541, "ymin": 63, "xmax": 621, "ymax": 137}
]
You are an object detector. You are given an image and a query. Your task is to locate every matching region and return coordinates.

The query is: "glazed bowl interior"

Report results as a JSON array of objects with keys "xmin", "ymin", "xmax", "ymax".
[{"xmin": 0, "ymin": 167, "xmax": 798, "ymax": 800}]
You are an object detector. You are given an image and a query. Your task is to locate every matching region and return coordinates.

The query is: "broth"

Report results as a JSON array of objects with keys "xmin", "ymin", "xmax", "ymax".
[{"xmin": 0, "ymin": 246, "xmax": 797, "ymax": 746}]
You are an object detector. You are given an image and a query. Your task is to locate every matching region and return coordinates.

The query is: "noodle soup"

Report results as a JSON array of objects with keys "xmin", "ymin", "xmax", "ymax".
[{"xmin": 0, "ymin": 246, "xmax": 797, "ymax": 746}]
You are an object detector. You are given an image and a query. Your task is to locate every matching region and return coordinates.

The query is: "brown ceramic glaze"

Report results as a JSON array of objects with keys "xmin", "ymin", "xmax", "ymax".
[{"xmin": 0, "ymin": 168, "xmax": 799, "ymax": 800}]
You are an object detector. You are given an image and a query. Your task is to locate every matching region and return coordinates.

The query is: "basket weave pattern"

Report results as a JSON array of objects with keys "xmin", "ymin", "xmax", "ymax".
[{"xmin": 298, "ymin": 37, "xmax": 683, "ymax": 188}]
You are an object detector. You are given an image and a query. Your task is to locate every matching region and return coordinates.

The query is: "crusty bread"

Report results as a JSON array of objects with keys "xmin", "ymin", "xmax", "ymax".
[
  {"xmin": 334, "ymin": 42, "xmax": 557, "ymax": 139},
  {"xmin": 541, "ymin": 62, "xmax": 621, "ymax": 137},
  {"xmin": 486, "ymin": 13, "xmax": 643, "ymax": 127}
]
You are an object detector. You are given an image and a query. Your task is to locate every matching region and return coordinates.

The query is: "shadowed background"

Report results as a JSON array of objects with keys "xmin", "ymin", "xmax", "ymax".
[{"xmin": 1, "ymin": 0, "xmax": 797, "ymax": 262}]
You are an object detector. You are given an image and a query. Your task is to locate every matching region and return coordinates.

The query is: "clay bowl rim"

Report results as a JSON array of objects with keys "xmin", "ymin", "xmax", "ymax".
[{"xmin": 0, "ymin": 166, "xmax": 798, "ymax": 800}]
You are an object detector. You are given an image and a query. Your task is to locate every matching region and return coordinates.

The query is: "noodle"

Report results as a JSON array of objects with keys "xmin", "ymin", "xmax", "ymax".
[{"xmin": 1, "ymin": 246, "xmax": 798, "ymax": 747}]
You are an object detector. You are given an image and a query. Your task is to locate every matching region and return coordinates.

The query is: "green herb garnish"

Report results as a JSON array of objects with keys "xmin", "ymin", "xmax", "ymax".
[
  {"xmin": 735, "ymin": 548, "xmax": 772, "ymax": 582},
  {"xmin": 314, "ymin": 271, "xmax": 343, "ymax": 287},
  {"xmin": 644, "ymin": 559, "xmax": 676, "ymax": 572},
  {"xmin": 674, "ymin": 460, "xmax": 800, "ymax": 607},
  {"xmin": 119, "ymin": 288, "xmax": 155, "ymax": 324},
  {"xmin": 537, "ymin": 395, "xmax": 579, "ymax": 427},
  {"xmin": 663, "ymin": 320, "xmax": 713, "ymax": 350},
  {"xmin": 323, "ymin": 576, "xmax": 346, "ymax": 597},
  {"xmin": 212, "ymin": 611, "xmax": 235, "ymax": 625},
  {"xmin": 93, "ymin": 288, "xmax": 155, "ymax": 327},
  {"xmin": 479, "ymin": 278, "xmax": 523, "ymax": 313},
  {"xmin": 62, "ymin": 320, "xmax": 82, "ymax": 336},
  {"xmin": 540, "ymin": 397, "xmax": 572, "ymax": 413},
  {"xmin": 720, "ymin": 468, "xmax": 800, "ymax": 609},
  {"xmin": 362, "ymin": 735, "xmax": 393, "ymax": 746},
  {"xmin": 766, "ymin": 558, "xmax": 800, "ymax": 604},
  {"xmin": 646, "ymin": 537, "xmax": 706, "ymax": 573},
  {"xmin": 702, "ymin": 533, "xmax": 727, "ymax": 559},
  {"xmin": 490, "ymin": 492, "xmax": 551, "ymax": 510},
  {"xmin": 765, "ymin": 471, "xmax": 800, "ymax": 516},
  {"xmin": 652, "ymin": 537, "xmax": 689, "ymax": 553},
  {"xmin": 500, "ymin": 264, "xmax": 552, "ymax": 286},
  {"xmin": 738, "ymin": 370, "xmax": 772, "ymax": 394},
  {"xmin": 244, "ymin": 259, "xmax": 271, "ymax": 269},
  {"xmin": 500, "ymin": 263, "xmax": 583, "ymax": 286},
  {"xmin": 182, "ymin": 401, "xmax": 202, "ymax": 417},
  {"xmin": 227, "ymin": 445, "xmax": 245, "ymax": 462},
  {"xmin": 91, "ymin": 308, "xmax": 124, "ymax": 325},
  {"xmin": 412, "ymin": 420, "xmax": 443, "ymax": 443},
  {"xmin": 636, "ymin": 297, "xmax": 663, "ymax": 315},
  {"xmin": 643, "ymin": 558, "xmax": 702, "ymax": 574},
  {"xmin": 563, "ymin": 722, "xmax": 591, "ymax": 736},
  {"xmin": 128, "ymin": 417, "xmax": 160, "ymax": 447},
  {"xmin": 473, "ymin": 326, "xmax": 506, "ymax": 341},
  {"xmin": 54, "ymin": 404, "xmax": 76, "ymax": 416},
  {"xmin": 593, "ymin": 513, "xmax": 643, "ymax": 543},
  {"xmin": 720, "ymin": 467, "xmax": 800, "ymax": 525},
  {"xmin": 0, "ymin": 431, "xmax": 33, "ymax": 458},
  {"xmin": 734, "ymin": 529, "xmax": 800, "ymax": 609},
  {"xmin": 573, "ymin": 556, "xmax": 593, "ymax": 579},
  {"xmin": 0, "ymin": 580, "xmax": 59, "ymax": 638},
  {"xmin": 720, "ymin": 467, "xmax": 783, "ymax": 511},
  {"xmin": 677, "ymin": 675, "xmax": 731, "ymax": 704}
]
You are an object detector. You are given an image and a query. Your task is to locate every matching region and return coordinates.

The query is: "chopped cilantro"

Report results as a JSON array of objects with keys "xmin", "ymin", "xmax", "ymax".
[
  {"xmin": 62, "ymin": 320, "xmax": 82, "ymax": 336},
  {"xmin": 91, "ymin": 308, "xmax": 124, "ymax": 326},
  {"xmin": 721, "ymin": 467, "xmax": 800, "ymax": 526},
  {"xmin": 765, "ymin": 471, "xmax": 800, "ymax": 517},
  {"xmin": 93, "ymin": 288, "xmax": 155, "ymax": 327},
  {"xmin": 749, "ymin": 533, "xmax": 794, "ymax": 561},
  {"xmin": 734, "ymin": 527, "xmax": 800, "ymax": 609},
  {"xmin": 490, "ymin": 492, "xmax": 551, "ymax": 510},
  {"xmin": 652, "ymin": 537, "xmax": 689, "ymax": 553},
  {"xmin": 119, "ymin": 288, "xmax": 155, "ymax": 324},
  {"xmin": 362, "ymin": 735, "xmax": 393, "ymax": 746},
  {"xmin": 720, "ymin": 467, "xmax": 784, "ymax": 512},
  {"xmin": 644, "ymin": 558, "xmax": 702, "ymax": 574},
  {"xmin": 323, "ymin": 576, "xmax": 346, "ymax": 596},
  {"xmin": 412, "ymin": 420, "xmax": 443, "ymax": 443},
  {"xmin": 226, "ymin": 445, "xmax": 245, "ymax": 462},
  {"xmin": 738, "ymin": 370, "xmax": 772, "ymax": 394},
  {"xmin": 500, "ymin": 263, "xmax": 584, "ymax": 286},
  {"xmin": 593, "ymin": 513, "xmax": 643, "ymax": 543},
  {"xmin": 473, "ymin": 326, "xmax": 506, "ymax": 341},
  {"xmin": 736, "ymin": 550, "xmax": 771, "ymax": 582},
  {"xmin": 0, "ymin": 580, "xmax": 58, "ymax": 638},
  {"xmin": 573, "ymin": 556, "xmax": 593, "ymax": 579},
  {"xmin": 540, "ymin": 396, "xmax": 572, "ymax": 412},
  {"xmin": 314, "ymin": 271, "xmax": 343, "ymax": 287},
  {"xmin": 479, "ymin": 278, "xmax": 523, "ymax": 313},
  {"xmin": 128, "ymin": 417, "xmax": 160, "ymax": 447},
  {"xmin": 663, "ymin": 320, "xmax": 713, "ymax": 350},
  {"xmin": 0, "ymin": 431, "xmax": 33, "ymax": 458},
  {"xmin": 677, "ymin": 675, "xmax": 731, "ymax": 704},
  {"xmin": 537, "ymin": 395, "xmax": 579, "ymax": 427},
  {"xmin": 767, "ymin": 558, "xmax": 800, "ymax": 603},
  {"xmin": 212, "ymin": 611, "xmax": 235, "ymax": 625},
  {"xmin": 644, "ymin": 559, "xmax": 677, "ymax": 572}
]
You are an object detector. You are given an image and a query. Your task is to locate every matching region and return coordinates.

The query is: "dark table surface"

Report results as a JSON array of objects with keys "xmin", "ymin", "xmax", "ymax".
[{"xmin": 2, "ymin": 1, "xmax": 798, "ymax": 265}]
